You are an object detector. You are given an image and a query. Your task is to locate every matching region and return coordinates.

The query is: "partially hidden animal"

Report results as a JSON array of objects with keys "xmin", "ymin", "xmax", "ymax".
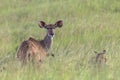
[{"xmin": 94, "ymin": 50, "xmax": 107, "ymax": 65}]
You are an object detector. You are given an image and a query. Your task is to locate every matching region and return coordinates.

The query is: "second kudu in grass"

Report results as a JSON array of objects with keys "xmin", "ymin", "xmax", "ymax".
[
  {"xmin": 17, "ymin": 20, "xmax": 63, "ymax": 65},
  {"xmin": 94, "ymin": 50, "xmax": 107, "ymax": 65}
]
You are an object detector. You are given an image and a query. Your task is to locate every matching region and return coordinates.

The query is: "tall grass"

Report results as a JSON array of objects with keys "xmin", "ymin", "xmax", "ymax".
[{"xmin": 0, "ymin": 0, "xmax": 120, "ymax": 80}]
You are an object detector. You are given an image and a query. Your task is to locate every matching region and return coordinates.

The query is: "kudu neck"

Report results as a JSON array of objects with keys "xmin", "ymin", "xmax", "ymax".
[{"xmin": 43, "ymin": 34, "xmax": 53, "ymax": 51}]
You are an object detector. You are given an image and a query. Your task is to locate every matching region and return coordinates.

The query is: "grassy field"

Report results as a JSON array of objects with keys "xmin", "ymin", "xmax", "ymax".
[{"xmin": 0, "ymin": 0, "xmax": 120, "ymax": 80}]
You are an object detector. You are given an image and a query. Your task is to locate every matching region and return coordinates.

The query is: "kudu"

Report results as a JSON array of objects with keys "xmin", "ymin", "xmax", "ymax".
[
  {"xmin": 17, "ymin": 20, "xmax": 63, "ymax": 65},
  {"xmin": 94, "ymin": 50, "xmax": 107, "ymax": 65}
]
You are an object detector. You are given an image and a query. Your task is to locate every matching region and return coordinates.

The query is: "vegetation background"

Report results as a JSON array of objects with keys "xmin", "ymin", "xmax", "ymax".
[{"xmin": 0, "ymin": 0, "xmax": 120, "ymax": 80}]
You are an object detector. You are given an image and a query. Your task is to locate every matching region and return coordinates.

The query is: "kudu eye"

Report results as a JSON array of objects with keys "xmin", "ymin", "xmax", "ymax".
[{"xmin": 46, "ymin": 28, "xmax": 49, "ymax": 29}]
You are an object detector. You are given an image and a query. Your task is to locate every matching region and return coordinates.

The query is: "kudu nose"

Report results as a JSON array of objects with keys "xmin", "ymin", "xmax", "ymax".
[
  {"xmin": 49, "ymin": 29, "xmax": 54, "ymax": 36},
  {"xmin": 50, "ymin": 33, "xmax": 54, "ymax": 36}
]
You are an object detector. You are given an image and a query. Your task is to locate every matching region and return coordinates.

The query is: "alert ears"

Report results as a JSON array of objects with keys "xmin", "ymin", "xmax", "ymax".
[
  {"xmin": 55, "ymin": 20, "xmax": 63, "ymax": 28},
  {"xmin": 39, "ymin": 21, "xmax": 46, "ymax": 28}
]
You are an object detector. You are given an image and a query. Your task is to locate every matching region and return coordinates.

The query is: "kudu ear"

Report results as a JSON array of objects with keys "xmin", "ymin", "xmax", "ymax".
[
  {"xmin": 94, "ymin": 51, "xmax": 98, "ymax": 54},
  {"xmin": 55, "ymin": 20, "xmax": 63, "ymax": 28},
  {"xmin": 39, "ymin": 21, "xmax": 46, "ymax": 28},
  {"xmin": 103, "ymin": 50, "xmax": 106, "ymax": 54}
]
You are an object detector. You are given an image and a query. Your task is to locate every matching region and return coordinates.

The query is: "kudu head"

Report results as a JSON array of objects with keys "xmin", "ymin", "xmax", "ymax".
[
  {"xmin": 94, "ymin": 50, "xmax": 106, "ymax": 54},
  {"xmin": 38, "ymin": 20, "xmax": 63, "ymax": 38}
]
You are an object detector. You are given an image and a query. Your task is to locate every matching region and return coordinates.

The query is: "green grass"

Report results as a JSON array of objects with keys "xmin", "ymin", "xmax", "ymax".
[{"xmin": 0, "ymin": 0, "xmax": 120, "ymax": 80}]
